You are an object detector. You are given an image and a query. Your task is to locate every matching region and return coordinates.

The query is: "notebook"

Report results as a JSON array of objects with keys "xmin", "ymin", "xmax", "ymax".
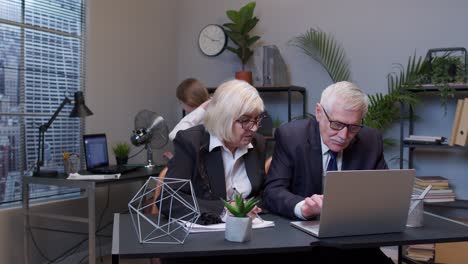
[
  {"xmin": 291, "ymin": 169, "xmax": 415, "ymax": 238},
  {"xmin": 83, "ymin": 134, "xmax": 138, "ymax": 174}
]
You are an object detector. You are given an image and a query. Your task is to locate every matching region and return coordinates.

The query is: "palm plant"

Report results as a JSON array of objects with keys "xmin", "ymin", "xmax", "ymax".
[
  {"xmin": 290, "ymin": 28, "xmax": 427, "ymax": 145},
  {"xmin": 289, "ymin": 28, "xmax": 351, "ymax": 82},
  {"xmin": 364, "ymin": 55, "xmax": 426, "ymax": 136}
]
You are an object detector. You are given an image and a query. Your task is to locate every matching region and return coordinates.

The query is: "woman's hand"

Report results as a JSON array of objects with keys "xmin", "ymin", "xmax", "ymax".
[{"xmin": 247, "ymin": 205, "xmax": 262, "ymax": 219}]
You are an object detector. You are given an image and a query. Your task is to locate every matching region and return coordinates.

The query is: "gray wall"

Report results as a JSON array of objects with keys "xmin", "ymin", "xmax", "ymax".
[
  {"xmin": 174, "ymin": 0, "xmax": 468, "ymax": 197},
  {"xmin": 1, "ymin": 0, "xmax": 468, "ymax": 263}
]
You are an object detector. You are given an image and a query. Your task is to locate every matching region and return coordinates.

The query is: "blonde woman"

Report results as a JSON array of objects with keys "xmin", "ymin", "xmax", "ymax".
[{"xmin": 164, "ymin": 79, "xmax": 266, "ymax": 225}]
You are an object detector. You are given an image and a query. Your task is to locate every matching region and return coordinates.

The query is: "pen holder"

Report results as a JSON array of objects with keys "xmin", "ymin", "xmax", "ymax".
[
  {"xmin": 63, "ymin": 154, "xmax": 79, "ymax": 175},
  {"xmin": 407, "ymin": 197, "xmax": 424, "ymax": 227}
]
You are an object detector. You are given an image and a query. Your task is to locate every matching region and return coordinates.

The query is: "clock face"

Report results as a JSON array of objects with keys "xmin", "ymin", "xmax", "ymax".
[{"xmin": 198, "ymin": 24, "xmax": 227, "ymax": 57}]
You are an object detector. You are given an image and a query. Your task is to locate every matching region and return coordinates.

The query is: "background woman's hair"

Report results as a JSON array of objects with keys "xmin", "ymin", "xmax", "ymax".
[{"xmin": 176, "ymin": 78, "xmax": 209, "ymax": 108}]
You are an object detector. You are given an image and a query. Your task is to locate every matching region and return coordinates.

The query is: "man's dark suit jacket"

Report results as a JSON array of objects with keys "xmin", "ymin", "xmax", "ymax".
[
  {"xmin": 164, "ymin": 125, "xmax": 266, "ymax": 222},
  {"xmin": 263, "ymin": 116, "xmax": 388, "ymax": 219}
]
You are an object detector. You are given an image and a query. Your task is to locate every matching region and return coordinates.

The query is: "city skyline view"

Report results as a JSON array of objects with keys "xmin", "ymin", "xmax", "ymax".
[{"xmin": 0, "ymin": 0, "xmax": 85, "ymax": 203}]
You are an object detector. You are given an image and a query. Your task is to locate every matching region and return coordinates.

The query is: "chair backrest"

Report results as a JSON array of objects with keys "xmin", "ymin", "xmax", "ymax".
[
  {"xmin": 265, "ymin": 156, "xmax": 272, "ymax": 174},
  {"xmin": 150, "ymin": 166, "xmax": 168, "ymax": 215}
]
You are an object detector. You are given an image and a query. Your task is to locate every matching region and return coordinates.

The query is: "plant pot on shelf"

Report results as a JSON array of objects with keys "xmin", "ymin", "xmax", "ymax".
[
  {"xmin": 116, "ymin": 156, "xmax": 128, "ymax": 166},
  {"xmin": 225, "ymin": 215, "xmax": 253, "ymax": 242},
  {"xmin": 235, "ymin": 71, "xmax": 253, "ymax": 84}
]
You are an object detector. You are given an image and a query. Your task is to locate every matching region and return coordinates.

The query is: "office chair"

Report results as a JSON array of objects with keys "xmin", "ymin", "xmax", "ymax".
[
  {"xmin": 149, "ymin": 166, "xmax": 168, "ymax": 215},
  {"xmin": 265, "ymin": 156, "xmax": 273, "ymax": 174}
]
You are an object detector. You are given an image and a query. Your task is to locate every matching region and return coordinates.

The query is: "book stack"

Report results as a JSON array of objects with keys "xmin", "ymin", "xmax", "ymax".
[
  {"xmin": 404, "ymin": 135, "xmax": 446, "ymax": 144},
  {"xmin": 406, "ymin": 244, "xmax": 435, "ymax": 262},
  {"xmin": 449, "ymin": 98, "xmax": 468, "ymax": 146},
  {"xmin": 414, "ymin": 176, "xmax": 455, "ymax": 203}
]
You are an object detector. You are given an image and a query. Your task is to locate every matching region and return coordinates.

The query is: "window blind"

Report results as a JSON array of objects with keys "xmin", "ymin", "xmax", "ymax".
[{"xmin": 0, "ymin": 0, "xmax": 87, "ymax": 204}]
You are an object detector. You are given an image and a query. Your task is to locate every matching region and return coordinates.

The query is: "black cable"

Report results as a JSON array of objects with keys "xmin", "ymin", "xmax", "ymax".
[
  {"xmin": 128, "ymin": 146, "xmax": 145, "ymax": 159},
  {"xmin": 97, "ymin": 186, "xmax": 111, "ymax": 263},
  {"xmin": 28, "ymin": 227, "xmax": 53, "ymax": 263}
]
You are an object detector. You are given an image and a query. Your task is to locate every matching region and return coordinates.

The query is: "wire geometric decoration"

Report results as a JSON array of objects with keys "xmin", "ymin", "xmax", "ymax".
[{"xmin": 128, "ymin": 177, "xmax": 200, "ymax": 244}]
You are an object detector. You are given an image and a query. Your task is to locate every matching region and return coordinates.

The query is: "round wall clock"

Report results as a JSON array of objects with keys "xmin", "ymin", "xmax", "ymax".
[{"xmin": 198, "ymin": 24, "xmax": 227, "ymax": 57}]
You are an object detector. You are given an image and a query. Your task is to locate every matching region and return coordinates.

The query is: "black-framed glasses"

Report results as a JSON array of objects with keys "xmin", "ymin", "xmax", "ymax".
[
  {"xmin": 320, "ymin": 104, "xmax": 363, "ymax": 133},
  {"xmin": 236, "ymin": 114, "xmax": 266, "ymax": 131}
]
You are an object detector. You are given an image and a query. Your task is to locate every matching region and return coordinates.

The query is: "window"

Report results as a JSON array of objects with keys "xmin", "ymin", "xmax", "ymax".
[{"xmin": 0, "ymin": 0, "xmax": 86, "ymax": 204}]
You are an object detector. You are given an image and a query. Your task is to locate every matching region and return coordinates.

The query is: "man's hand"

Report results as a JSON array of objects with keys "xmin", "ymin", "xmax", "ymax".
[{"xmin": 301, "ymin": 194, "xmax": 323, "ymax": 219}]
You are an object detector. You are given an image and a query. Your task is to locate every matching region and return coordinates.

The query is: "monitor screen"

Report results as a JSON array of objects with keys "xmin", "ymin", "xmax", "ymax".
[{"xmin": 83, "ymin": 134, "xmax": 109, "ymax": 169}]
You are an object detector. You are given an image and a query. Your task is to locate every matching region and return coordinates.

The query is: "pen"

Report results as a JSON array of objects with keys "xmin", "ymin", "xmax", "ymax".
[{"xmin": 233, "ymin": 187, "xmax": 263, "ymax": 222}]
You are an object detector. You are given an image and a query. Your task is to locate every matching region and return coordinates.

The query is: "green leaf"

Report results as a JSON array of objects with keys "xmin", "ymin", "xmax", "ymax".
[
  {"xmin": 289, "ymin": 28, "xmax": 351, "ymax": 82},
  {"xmin": 221, "ymin": 194, "xmax": 259, "ymax": 217},
  {"xmin": 226, "ymin": 10, "xmax": 240, "ymax": 24}
]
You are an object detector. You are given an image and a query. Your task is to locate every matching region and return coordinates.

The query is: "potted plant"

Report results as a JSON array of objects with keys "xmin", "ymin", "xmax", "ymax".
[
  {"xmin": 272, "ymin": 117, "xmax": 282, "ymax": 136},
  {"xmin": 112, "ymin": 142, "xmax": 131, "ymax": 165},
  {"xmin": 223, "ymin": 1, "xmax": 260, "ymax": 84},
  {"xmin": 222, "ymin": 194, "xmax": 259, "ymax": 242}
]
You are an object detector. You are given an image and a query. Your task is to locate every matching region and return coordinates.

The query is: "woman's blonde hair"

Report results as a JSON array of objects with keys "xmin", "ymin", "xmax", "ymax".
[
  {"xmin": 204, "ymin": 80, "xmax": 264, "ymax": 142},
  {"xmin": 176, "ymin": 78, "xmax": 209, "ymax": 108},
  {"xmin": 320, "ymin": 81, "xmax": 369, "ymax": 114}
]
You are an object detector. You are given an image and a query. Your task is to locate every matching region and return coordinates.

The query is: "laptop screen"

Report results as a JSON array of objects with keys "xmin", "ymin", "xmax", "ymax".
[{"xmin": 83, "ymin": 134, "xmax": 109, "ymax": 169}]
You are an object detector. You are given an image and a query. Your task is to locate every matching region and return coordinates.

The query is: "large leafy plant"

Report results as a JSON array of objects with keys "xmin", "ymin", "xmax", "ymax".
[
  {"xmin": 222, "ymin": 194, "xmax": 259, "ymax": 217},
  {"xmin": 223, "ymin": 2, "xmax": 260, "ymax": 71},
  {"xmin": 289, "ymin": 27, "xmax": 423, "ymax": 145},
  {"xmin": 289, "ymin": 28, "xmax": 351, "ymax": 82}
]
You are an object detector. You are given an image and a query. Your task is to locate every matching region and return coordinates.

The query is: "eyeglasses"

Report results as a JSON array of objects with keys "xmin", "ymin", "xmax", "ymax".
[
  {"xmin": 236, "ymin": 114, "xmax": 266, "ymax": 131},
  {"xmin": 320, "ymin": 104, "xmax": 363, "ymax": 133}
]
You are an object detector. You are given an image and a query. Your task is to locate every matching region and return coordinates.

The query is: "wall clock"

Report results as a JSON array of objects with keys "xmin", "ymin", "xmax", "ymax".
[{"xmin": 198, "ymin": 24, "xmax": 227, "ymax": 57}]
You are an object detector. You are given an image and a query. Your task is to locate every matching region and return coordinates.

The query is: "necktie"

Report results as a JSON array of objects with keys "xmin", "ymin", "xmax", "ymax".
[{"xmin": 327, "ymin": 151, "xmax": 338, "ymax": 171}]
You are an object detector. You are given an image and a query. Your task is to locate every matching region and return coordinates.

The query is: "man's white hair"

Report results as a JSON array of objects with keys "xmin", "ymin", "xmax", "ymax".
[{"xmin": 320, "ymin": 81, "xmax": 369, "ymax": 114}]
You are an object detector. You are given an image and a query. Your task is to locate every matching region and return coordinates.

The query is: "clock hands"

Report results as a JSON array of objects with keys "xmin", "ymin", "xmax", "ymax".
[{"xmin": 203, "ymin": 33, "xmax": 221, "ymax": 42}]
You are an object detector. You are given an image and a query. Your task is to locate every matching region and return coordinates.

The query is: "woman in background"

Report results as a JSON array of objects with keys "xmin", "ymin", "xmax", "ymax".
[{"xmin": 168, "ymin": 78, "xmax": 211, "ymax": 141}]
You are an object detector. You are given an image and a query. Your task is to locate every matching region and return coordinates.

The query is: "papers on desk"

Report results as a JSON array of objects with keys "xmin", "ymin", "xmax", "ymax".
[
  {"xmin": 67, "ymin": 172, "xmax": 121, "ymax": 180},
  {"xmin": 177, "ymin": 218, "xmax": 275, "ymax": 233}
]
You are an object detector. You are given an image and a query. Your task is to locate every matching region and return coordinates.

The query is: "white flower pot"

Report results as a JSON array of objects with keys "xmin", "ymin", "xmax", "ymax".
[{"xmin": 225, "ymin": 215, "xmax": 252, "ymax": 242}]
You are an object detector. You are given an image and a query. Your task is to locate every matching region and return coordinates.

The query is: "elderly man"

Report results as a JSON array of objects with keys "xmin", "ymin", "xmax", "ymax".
[{"xmin": 263, "ymin": 81, "xmax": 392, "ymax": 263}]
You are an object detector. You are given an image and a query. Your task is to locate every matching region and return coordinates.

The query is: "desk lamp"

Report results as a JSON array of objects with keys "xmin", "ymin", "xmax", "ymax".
[{"xmin": 34, "ymin": 91, "xmax": 93, "ymax": 177}]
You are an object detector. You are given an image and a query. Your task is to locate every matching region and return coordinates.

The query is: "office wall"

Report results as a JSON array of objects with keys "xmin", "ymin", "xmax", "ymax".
[
  {"xmin": 86, "ymin": 0, "xmax": 178, "ymax": 164},
  {"xmin": 3, "ymin": 1, "xmax": 468, "ymax": 263},
  {"xmin": 174, "ymin": 0, "xmax": 468, "ymax": 197},
  {"xmin": 0, "ymin": 1, "xmax": 178, "ymax": 263}
]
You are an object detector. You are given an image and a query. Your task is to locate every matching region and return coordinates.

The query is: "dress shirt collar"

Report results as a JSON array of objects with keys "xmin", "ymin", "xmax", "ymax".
[{"xmin": 208, "ymin": 133, "xmax": 253, "ymax": 155}]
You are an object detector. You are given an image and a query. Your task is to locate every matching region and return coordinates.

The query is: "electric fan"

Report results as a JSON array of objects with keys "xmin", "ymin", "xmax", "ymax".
[{"xmin": 130, "ymin": 110, "xmax": 169, "ymax": 167}]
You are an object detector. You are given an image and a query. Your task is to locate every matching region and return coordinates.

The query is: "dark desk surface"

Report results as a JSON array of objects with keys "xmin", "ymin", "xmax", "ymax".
[
  {"xmin": 113, "ymin": 211, "xmax": 468, "ymax": 260},
  {"xmin": 319, "ymin": 212, "xmax": 468, "ymax": 249},
  {"xmin": 113, "ymin": 213, "xmax": 316, "ymax": 259},
  {"xmin": 25, "ymin": 165, "xmax": 164, "ymax": 186}
]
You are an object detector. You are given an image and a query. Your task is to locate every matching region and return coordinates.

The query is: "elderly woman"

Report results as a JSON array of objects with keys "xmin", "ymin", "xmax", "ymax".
[{"xmin": 164, "ymin": 79, "xmax": 266, "ymax": 224}]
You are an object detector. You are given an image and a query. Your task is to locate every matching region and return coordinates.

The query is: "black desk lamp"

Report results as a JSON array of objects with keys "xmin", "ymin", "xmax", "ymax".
[{"xmin": 34, "ymin": 91, "xmax": 93, "ymax": 177}]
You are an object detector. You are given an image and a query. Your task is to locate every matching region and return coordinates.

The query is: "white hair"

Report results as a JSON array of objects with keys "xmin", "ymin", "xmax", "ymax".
[
  {"xmin": 204, "ymin": 80, "xmax": 264, "ymax": 142},
  {"xmin": 320, "ymin": 81, "xmax": 369, "ymax": 114}
]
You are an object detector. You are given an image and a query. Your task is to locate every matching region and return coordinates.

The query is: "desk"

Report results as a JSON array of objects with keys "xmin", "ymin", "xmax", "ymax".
[
  {"xmin": 111, "ymin": 212, "xmax": 468, "ymax": 264},
  {"xmin": 23, "ymin": 166, "xmax": 163, "ymax": 264},
  {"xmin": 111, "ymin": 213, "xmax": 316, "ymax": 263}
]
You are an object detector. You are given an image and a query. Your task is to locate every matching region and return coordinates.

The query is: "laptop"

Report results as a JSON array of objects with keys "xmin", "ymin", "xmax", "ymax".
[
  {"xmin": 83, "ymin": 134, "xmax": 139, "ymax": 174},
  {"xmin": 291, "ymin": 169, "xmax": 415, "ymax": 238}
]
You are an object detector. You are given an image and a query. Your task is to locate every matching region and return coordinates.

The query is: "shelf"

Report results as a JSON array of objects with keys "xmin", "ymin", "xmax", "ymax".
[
  {"xmin": 407, "ymin": 83, "xmax": 468, "ymax": 93},
  {"xmin": 403, "ymin": 143, "xmax": 468, "ymax": 150},
  {"xmin": 207, "ymin": 85, "xmax": 307, "ymax": 122},
  {"xmin": 207, "ymin": 85, "xmax": 306, "ymax": 93}
]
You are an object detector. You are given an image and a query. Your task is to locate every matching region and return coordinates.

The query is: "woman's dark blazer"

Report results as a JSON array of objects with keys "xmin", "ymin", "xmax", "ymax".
[{"xmin": 163, "ymin": 125, "xmax": 266, "ymax": 222}]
